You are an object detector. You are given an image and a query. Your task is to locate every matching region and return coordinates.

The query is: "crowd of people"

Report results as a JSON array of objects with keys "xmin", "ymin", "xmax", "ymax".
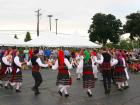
[{"xmin": 0, "ymin": 46, "xmax": 140, "ymax": 98}]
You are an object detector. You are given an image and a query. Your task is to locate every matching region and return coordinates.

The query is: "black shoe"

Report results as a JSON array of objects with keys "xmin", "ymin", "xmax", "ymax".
[
  {"xmin": 34, "ymin": 91, "xmax": 40, "ymax": 95},
  {"xmin": 0, "ymin": 84, "xmax": 3, "ymax": 87},
  {"xmin": 4, "ymin": 86, "xmax": 8, "ymax": 89},
  {"xmin": 58, "ymin": 90, "xmax": 63, "ymax": 96},
  {"xmin": 118, "ymin": 88, "xmax": 123, "ymax": 91},
  {"xmin": 123, "ymin": 86, "xmax": 129, "ymax": 89},
  {"xmin": 77, "ymin": 78, "xmax": 80, "ymax": 80},
  {"xmin": 65, "ymin": 94, "xmax": 69, "ymax": 98},
  {"xmin": 8, "ymin": 83, "xmax": 13, "ymax": 90},
  {"xmin": 94, "ymin": 78, "xmax": 98, "ymax": 81},
  {"xmin": 16, "ymin": 89, "xmax": 21, "ymax": 93},
  {"xmin": 87, "ymin": 92, "xmax": 92, "ymax": 97}
]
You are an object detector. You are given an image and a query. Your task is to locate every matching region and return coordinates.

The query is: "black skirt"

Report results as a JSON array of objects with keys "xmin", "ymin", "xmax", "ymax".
[{"xmin": 56, "ymin": 73, "xmax": 72, "ymax": 86}]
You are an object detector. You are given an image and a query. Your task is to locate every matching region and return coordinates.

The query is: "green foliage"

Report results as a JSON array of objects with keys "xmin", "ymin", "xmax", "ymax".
[
  {"xmin": 105, "ymin": 38, "xmax": 140, "ymax": 50},
  {"xmin": 119, "ymin": 40, "xmax": 133, "ymax": 50},
  {"xmin": 14, "ymin": 34, "xmax": 18, "ymax": 39},
  {"xmin": 123, "ymin": 12, "xmax": 140, "ymax": 40},
  {"xmin": 88, "ymin": 13, "xmax": 122, "ymax": 46},
  {"xmin": 24, "ymin": 32, "xmax": 32, "ymax": 42}
]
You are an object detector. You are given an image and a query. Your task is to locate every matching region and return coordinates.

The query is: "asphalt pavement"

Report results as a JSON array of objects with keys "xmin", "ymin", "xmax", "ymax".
[{"xmin": 0, "ymin": 69, "xmax": 140, "ymax": 105}]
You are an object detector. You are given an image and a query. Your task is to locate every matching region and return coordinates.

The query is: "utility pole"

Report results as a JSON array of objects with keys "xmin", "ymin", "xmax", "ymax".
[
  {"xmin": 55, "ymin": 19, "xmax": 58, "ymax": 35},
  {"xmin": 48, "ymin": 15, "xmax": 53, "ymax": 32},
  {"xmin": 35, "ymin": 9, "xmax": 42, "ymax": 37}
]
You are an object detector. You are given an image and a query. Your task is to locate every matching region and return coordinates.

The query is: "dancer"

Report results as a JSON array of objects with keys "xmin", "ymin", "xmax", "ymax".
[
  {"xmin": 77, "ymin": 50, "xmax": 100, "ymax": 97},
  {"xmin": 75, "ymin": 49, "xmax": 84, "ymax": 80},
  {"xmin": 101, "ymin": 48, "xmax": 112, "ymax": 94},
  {"xmin": 0, "ymin": 50, "xmax": 10, "ymax": 87},
  {"xmin": 27, "ymin": 49, "xmax": 49, "ymax": 95},
  {"xmin": 52, "ymin": 50, "xmax": 72, "ymax": 98},
  {"xmin": 11, "ymin": 50, "xmax": 24, "ymax": 92},
  {"xmin": 4, "ymin": 50, "xmax": 13, "ymax": 89},
  {"xmin": 114, "ymin": 51, "xmax": 129, "ymax": 91}
]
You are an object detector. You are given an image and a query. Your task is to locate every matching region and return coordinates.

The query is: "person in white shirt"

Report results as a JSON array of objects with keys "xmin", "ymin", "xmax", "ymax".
[
  {"xmin": 0, "ymin": 50, "xmax": 11, "ymax": 88},
  {"xmin": 52, "ymin": 50, "xmax": 72, "ymax": 98},
  {"xmin": 75, "ymin": 50, "xmax": 84, "ymax": 80},
  {"xmin": 113, "ymin": 51, "xmax": 129, "ymax": 91},
  {"xmin": 26, "ymin": 49, "xmax": 48, "ymax": 95},
  {"xmin": 4, "ymin": 50, "xmax": 13, "ymax": 89},
  {"xmin": 11, "ymin": 50, "xmax": 24, "ymax": 92},
  {"xmin": 77, "ymin": 50, "xmax": 103, "ymax": 97}
]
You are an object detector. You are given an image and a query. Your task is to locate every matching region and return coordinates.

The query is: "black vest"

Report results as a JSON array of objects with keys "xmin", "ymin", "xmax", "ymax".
[
  {"xmin": 31, "ymin": 56, "xmax": 39, "ymax": 66},
  {"xmin": 83, "ymin": 59, "xmax": 93, "ymax": 73}
]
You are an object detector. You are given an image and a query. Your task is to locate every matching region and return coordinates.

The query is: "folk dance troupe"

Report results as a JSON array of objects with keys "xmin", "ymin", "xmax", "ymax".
[{"xmin": 0, "ymin": 47, "xmax": 130, "ymax": 97}]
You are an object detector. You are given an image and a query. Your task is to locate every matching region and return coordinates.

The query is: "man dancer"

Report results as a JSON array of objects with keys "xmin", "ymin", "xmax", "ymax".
[
  {"xmin": 27, "ymin": 49, "xmax": 48, "ymax": 95},
  {"xmin": 101, "ymin": 48, "xmax": 112, "ymax": 95}
]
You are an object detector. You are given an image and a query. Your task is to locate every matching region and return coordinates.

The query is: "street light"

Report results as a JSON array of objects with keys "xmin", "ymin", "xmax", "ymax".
[
  {"xmin": 47, "ymin": 15, "xmax": 53, "ymax": 31},
  {"xmin": 55, "ymin": 19, "xmax": 58, "ymax": 35}
]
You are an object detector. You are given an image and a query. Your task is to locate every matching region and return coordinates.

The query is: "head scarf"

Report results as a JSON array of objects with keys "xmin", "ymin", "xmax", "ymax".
[
  {"xmin": 91, "ymin": 51, "xmax": 97, "ymax": 56},
  {"xmin": 58, "ymin": 50, "xmax": 64, "ymax": 66},
  {"xmin": 84, "ymin": 50, "xmax": 90, "ymax": 63},
  {"xmin": 116, "ymin": 50, "xmax": 123, "ymax": 59}
]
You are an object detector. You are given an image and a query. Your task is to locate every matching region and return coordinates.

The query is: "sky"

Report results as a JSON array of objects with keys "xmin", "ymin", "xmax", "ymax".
[{"xmin": 0, "ymin": 0, "xmax": 140, "ymax": 36}]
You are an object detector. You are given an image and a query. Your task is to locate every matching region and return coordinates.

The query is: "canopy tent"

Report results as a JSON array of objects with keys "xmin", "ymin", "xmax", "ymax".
[
  {"xmin": 26, "ymin": 32, "xmax": 102, "ymax": 48},
  {"xmin": 0, "ymin": 32, "xmax": 102, "ymax": 48},
  {"xmin": 0, "ymin": 35, "xmax": 25, "ymax": 47}
]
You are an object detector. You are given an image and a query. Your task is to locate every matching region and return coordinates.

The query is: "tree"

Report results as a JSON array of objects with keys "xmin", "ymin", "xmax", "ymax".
[
  {"xmin": 88, "ymin": 13, "xmax": 122, "ymax": 46},
  {"xmin": 119, "ymin": 39, "xmax": 133, "ymax": 50},
  {"xmin": 105, "ymin": 39, "xmax": 133, "ymax": 50},
  {"xmin": 24, "ymin": 32, "xmax": 32, "ymax": 42},
  {"xmin": 123, "ymin": 12, "xmax": 140, "ymax": 47},
  {"xmin": 14, "ymin": 34, "xmax": 18, "ymax": 39}
]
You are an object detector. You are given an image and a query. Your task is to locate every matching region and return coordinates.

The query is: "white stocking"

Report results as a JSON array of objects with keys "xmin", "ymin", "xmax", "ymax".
[
  {"xmin": 124, "ymin": 81, "xmax": 129, "ymax": 86},
  {"xmin": 77, "ymin": 73, "xmax": 81, "ymax": 78},
  {"xmin": 16, "ymin": 82, "xmax": 20, "ymax": 90},
  {"xmin": 64, "ymin": 87, "xmax": 68, "ymax": 94},
  {"xmin": 4, "ymin": 81, "xmax": 9, "ymax": 86},
  {"xmin": 60, "ymin": 85, "xmax": 65, "ymax": 92},
  {"xmin": 87, "ymin": 89, "xmax": 92, "ymax": 94},
  {"xmin": 117, "ymin": 82, "xmax": 121, "ymax": 89}
]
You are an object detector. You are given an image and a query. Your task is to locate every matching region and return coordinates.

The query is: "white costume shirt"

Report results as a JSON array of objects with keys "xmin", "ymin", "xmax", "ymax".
[
  {"xmin": 76, "ymin": 55, "xmax": 84, "ymax": 73},
  {"xmin": 2, "ymin": 56, "xmax": 11, "ymax": 66},
  {"xmin": 77, "ymin": 56, "xmax": 100, "ymax": 74},
  {"xmin": 52, "ymin": 58, "xmax": 72, "ymax": 70},
  {"xmin": 27, "ymin": 58, "xmax": 48, "ymax": 68},
  {"xmin": 14, "ymin": 56, "xmax": 22, "ymax": 73},
  {"xmin": 52, "ymin": 58, "xmax": 72, "ymax": 76},
  {"xmin": 14, "ymin": 56, "xmax": 22, "ymax": 67},
  {"xmin": 2, "ymin": 56, "xmax": 12, "ymax": 73}
]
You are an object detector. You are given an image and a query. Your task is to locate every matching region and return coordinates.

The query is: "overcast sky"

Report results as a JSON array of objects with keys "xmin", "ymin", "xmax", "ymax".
[{"xmin": 0, "ymin": 0, "xmax": 139, "ymax": 35}]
